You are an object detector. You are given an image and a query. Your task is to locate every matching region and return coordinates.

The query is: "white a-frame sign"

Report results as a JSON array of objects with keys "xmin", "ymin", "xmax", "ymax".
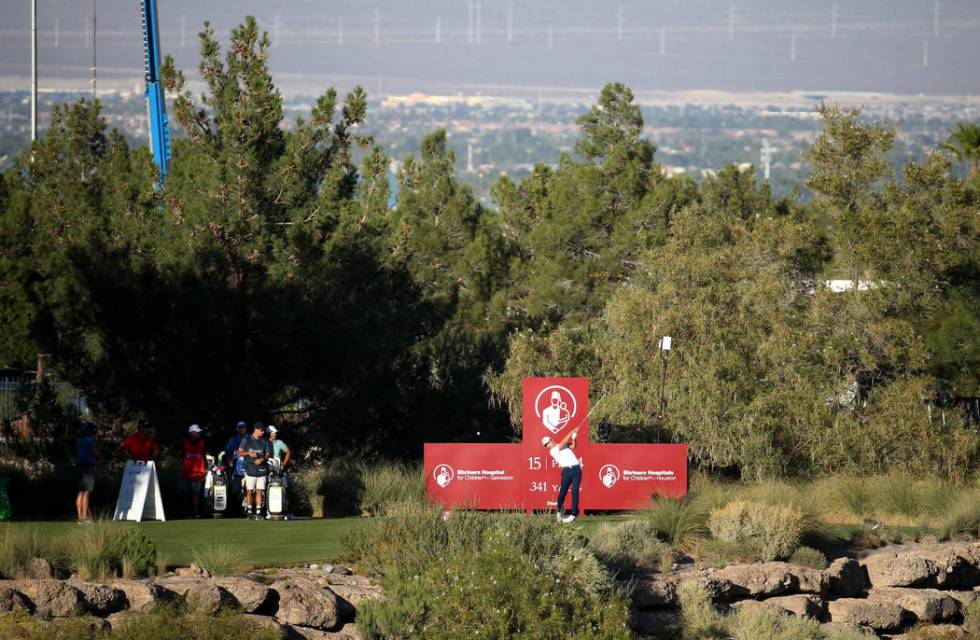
[{"xmin": 113, "ymin": 460, "xmax": 166, "ymax": 522}]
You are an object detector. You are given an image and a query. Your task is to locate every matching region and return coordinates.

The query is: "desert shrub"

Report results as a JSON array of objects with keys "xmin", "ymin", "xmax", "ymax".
[
  {"xmin": 708, "ymin": 500, "xmax": 804, "ymax": 561},
  {"xmin": 964, "ymin": 598, "xmax": 980, "ymax": 634},
  {"xmin": 290, "ymin": 461, "xmax": 364, "ymax": 518},
  {"xmin": 189, "ymin": 540, "xmax": 244, "ymax": 577},
  {"xmin": 357, "ymin": 530, "xmax": 631, "ymax": 640},
  {"xmin": 733, "ymin": 605, "xmax": 826, "ymax": 640},
  {"xmin": 788, "ymin": 546, "xmax": 828, "ymax": 569},
  {"xmin": 938, "ymin": 489, "xmax": 980, "ymax": 540},
  {"xmin": 112, "ymin": 604, "xmax": 284, "ymax": 640},
  {"xmin": 677, "ymin": 579, "xmax": 728, "ymax": 639},
  {"xmin": 119, "ymin": 528, "xmax": 157, "ymax": 578},
  {"xmin": 358, "ymin": 462, "xmax": 425, "ymax": 516},
  {"xmin": 592, "ymin": 520, "xmax": 673, "ymax": 576},
  {"xmin": 694, "ymin": 539, "xmax": 762, "ymax": 569},
  {"xmin": 67, "ymin": 519, "xmax": 128, "ymax": 580},
  {"xmin": 644, "ymin": 495, "xmax": 709, "ymax": 552},
  {"xmin": 0, "ymin": 525, "xmax": 70, "ymax": 578}
]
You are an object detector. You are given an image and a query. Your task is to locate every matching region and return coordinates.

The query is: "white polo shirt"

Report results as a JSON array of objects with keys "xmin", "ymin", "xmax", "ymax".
[{"xmin": 549, "ymin": 445, "xmax": 580, "ymax": 468}]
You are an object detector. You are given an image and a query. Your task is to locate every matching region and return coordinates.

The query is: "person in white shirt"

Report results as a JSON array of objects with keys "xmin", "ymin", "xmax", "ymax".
[{"xmin": 541, "ymin": 428, "xmax": 581, "ymax": 523}]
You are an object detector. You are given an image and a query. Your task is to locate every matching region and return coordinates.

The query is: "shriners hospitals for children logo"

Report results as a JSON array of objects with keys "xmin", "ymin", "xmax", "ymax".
[
  {"xmin": 433, "ymin": 464, "xmax": 455, "ymax": 488},
  {"xmin": 534, "ymin": 385, "xmax": 577, "ymax": 434},
  {"xmin": 599, "ymin": 464, "xmax": 621, "ymax": 488}
]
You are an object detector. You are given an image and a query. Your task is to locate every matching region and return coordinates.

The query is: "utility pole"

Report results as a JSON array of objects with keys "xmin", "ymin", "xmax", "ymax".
[
  {"xmin": 31, "ymin": 0, "xmax": 37, "ymax": 142},
  {"xmin": 922, "ymin": 40, "xmax": 929, "ymax": 68}
]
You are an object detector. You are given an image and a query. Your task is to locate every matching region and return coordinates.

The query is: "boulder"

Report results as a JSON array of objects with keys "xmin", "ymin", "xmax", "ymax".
[
  {"xmin": 885, "ymin": 624, "xmax": 968, "ymax": 639},
  {"xmin": 0, "ymin": 584, "xmax": 32, "ymax": 613},
  {"xmin": 819, "ymin": 621, "xmax": 876, "ymax": 637},
  {"xmin": 760, "ymin": 594, "xmax": 825, "ymax": 619},
  {"xmin": 70, "ymin": 580, "xmax": 126, "ymax": 616},
  {"xmin": 629, "ymin": 609, "xmax": 682, "ymax": 638},
  {"xmin": 271, "ymin": 577, "xmax": 339, "ymax": 630},
  {"xmin": 285, "ymin": 623, "xmax": 363, "ymax": 639},
  {"xmin": 185, "ymin": 582, "xmax": 237, "ymax": 615},
  {"xmin": 111, "ymin": 580, "xmax": 176, "ymax": 612},
  {"xmin": 863, "ymin": 545, "xmax": 980, "ymax": 589},
  {"xmin": 17, "ymin": 579, "xmax": 87, "ymax": 618},
  {"xmin": 153, "ymin": 575, "xmax": 206, "ymax": 597},
  {"xmin": 825, "ymin": 558, "xmax": 868, "ymax": 597},
  {"xmin": 946, "ymin": 589, "xmax": 980, "ymax": 608},
  {"xmin": 729, "ymin": 599, "xmax": 793, "ymax": 617},
  {"xmin": 869, "ymin": 587, "xmax": 960, "ymax": 623},
  {"xmin": 827, "ymin": 597, "xmax": 910, "ymax": 632},
  {"xmin": 629, "ymin": 575, "xmax": 678, "ymax": 608},
  {"xmin": 105, "ymin": 611, "xmax": 138, "ymax": 630},
  {"xmin": 241, "ymin": 613, "xmax": 285, "ymax": 632},
  {"xmin": 175, "ymin": 563, "xmax": 211, "ymax": 578},
  {"xmin": 214, "ymin": 577, "xmax": 272, "ymax": 613},
  {"xmin": 705, "ymin": 562, "xmax": 827, "ymax": 601}
]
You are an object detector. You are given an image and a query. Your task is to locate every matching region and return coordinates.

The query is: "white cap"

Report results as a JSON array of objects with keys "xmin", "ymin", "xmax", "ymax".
[
  {"xmin": 541, "ymin": 436, "xmax": 551, "ymax": 446},
  {"xmin": 266, "ymin": 425, "xmax": 278, "ymax": 434},
  {"xmin": 188, "ymin": 424, "xmax": 203, "ymax": 434}
]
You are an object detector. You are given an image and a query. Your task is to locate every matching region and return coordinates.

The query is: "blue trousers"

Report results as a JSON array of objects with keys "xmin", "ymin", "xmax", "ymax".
[{"xmin": 556, "ymin": 465, "xmax": 582, "ymax": 517}]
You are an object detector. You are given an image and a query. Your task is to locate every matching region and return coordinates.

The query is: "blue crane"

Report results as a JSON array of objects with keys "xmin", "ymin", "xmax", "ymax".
[{"xmin": 140, "ymin": 0, "xmax": 171, "ymax": 184}]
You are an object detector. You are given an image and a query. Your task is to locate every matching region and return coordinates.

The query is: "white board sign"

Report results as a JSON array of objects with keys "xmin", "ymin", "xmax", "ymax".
[{"xmin": 114, "ymin": 460, "xmax": 166, "ymax": 522}]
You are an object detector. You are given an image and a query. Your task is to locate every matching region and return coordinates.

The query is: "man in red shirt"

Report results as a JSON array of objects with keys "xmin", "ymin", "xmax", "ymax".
[
  {"xmin": 180, "ymin": 424, "xmax": 207, "ymax": 518},
  {"xmin": 118, "ymin": 421, "xmax": 160, "ymax": 462}
]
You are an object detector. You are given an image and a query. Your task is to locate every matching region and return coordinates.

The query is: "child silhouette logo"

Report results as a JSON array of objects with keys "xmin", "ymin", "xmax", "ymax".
[
  {"xmin": 534, "ymin": 385, "xmax": 577, "ymax": 434},
  {"xmin": 433, "ymin": 464, "xmax": 455, "ymax": 488},
  {"xmin": 599, "ymin": 464, "xmax": 620, "ymax": 488}
]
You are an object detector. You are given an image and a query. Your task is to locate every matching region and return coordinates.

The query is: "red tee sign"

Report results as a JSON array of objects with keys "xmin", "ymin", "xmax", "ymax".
[{"xmin": 424, "ymin": 377, "xmax": 687, "ymax": 512}]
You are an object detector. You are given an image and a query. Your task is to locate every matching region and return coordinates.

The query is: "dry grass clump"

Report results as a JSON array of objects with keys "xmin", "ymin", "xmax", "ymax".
[
  {"xmin": 708, "ymin": 499, "xmax": 805, "ymax": 562},
  {"xmin": 591, "ymin": 520, "xmax": 674, "ymax": 576}
]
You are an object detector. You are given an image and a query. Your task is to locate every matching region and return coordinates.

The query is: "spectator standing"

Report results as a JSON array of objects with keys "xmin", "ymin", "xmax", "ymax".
[
  {"xmin": 237, "ymin": 422, "xmax": 270, "ymax": 519},
  {"xmin": 118, "ymin": 420, "xmax": 160, "ymax": 462},
  {"xmin": 180, "ymin": 424, "xmax": 207, "ymax": 518},
  {"xmin": 224, "ymin": 421, "xmax": 248, "ymax": 514},
  {"xmin": 267, "ymin": 426, "xmax": 291, "ymax": 468},
  {"xmin": 75, "ymin": 422, "xmax": 97, "ymax": 524}
]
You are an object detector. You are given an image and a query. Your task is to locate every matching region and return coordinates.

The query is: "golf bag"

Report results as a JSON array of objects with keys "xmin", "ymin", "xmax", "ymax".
[
  {"xmin": 266, "ymin": 458, "xmax": 287, "ymax": 520},
  {"xmin": 209, "ymin": 453, "xmax": 228, "ymax": 518}
]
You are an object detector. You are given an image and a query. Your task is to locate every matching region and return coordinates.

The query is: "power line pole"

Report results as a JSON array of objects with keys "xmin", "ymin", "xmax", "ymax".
[
  {"xmin": 922, "ymin": 40, "xmax": 929, "ymax": 68},
  {"xmin": 31, "ymin": 0, "xmax": 37, "ymax": 142}
]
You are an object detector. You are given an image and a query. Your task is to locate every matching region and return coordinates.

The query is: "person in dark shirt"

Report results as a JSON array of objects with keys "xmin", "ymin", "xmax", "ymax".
[
  {"xmin": 237, "ymin": 421, "xmax": 270, "ymax": 519},
  {"xmin": 75, "ymin": 421, "xmax": 98, "ymax": 524}
]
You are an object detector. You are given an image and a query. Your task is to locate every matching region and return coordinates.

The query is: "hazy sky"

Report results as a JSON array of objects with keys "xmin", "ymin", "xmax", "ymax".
[{"xmin": 2, "ymin": 0, "xmax": 979, "ymax": 97}]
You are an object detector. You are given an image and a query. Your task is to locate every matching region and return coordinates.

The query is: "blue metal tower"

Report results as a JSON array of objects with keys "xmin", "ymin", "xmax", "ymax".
[{"xmin": 141, "ymin": 0, "xmax": 171, "ymax": 184}]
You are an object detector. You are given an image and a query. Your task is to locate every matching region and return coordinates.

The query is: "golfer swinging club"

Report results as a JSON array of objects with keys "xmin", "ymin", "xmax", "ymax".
[{"xmin": 542, "ymin": 427, "xmax": 581, "ymax": 523}]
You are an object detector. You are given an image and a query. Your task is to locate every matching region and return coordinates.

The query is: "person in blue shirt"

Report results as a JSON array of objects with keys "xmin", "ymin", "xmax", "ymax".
[
  {"xmin": 75, "ymin": 421, "xmax": 98, "ymax": 524},
  {"xmin": 224, "ymin": 421, "xmax": 248, "ymax": 515}
]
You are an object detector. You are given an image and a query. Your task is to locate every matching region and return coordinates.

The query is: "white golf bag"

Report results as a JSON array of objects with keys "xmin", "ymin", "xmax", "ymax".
[{"xmin": 266, "ymin": 458, "xmax": 287, "ymax": 520}]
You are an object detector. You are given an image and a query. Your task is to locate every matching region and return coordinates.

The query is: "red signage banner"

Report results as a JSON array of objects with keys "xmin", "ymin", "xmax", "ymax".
[
  {"xmin": 521, "ymin": 377, "xmax": 590, "ymax": 510},
  {"xmin": 423, "ymin": 377, "xmax": 688, "ymax": 512},
  {"xmin": 582, "ymin": 444, "xmax": 688, "ymax": 509},
  {"xmin": 424, "ymin": 443, "xmax": 524, "ymax": 510}
]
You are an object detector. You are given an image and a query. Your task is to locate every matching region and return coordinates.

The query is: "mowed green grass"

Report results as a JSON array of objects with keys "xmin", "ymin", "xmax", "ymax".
[
  {"xmin": 1, "ymin": 513, "xmax": 630, "ymax": 569},
  {"xmin": 0, "ymin": 518, "xmax": 371, "ymax": 568}
]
